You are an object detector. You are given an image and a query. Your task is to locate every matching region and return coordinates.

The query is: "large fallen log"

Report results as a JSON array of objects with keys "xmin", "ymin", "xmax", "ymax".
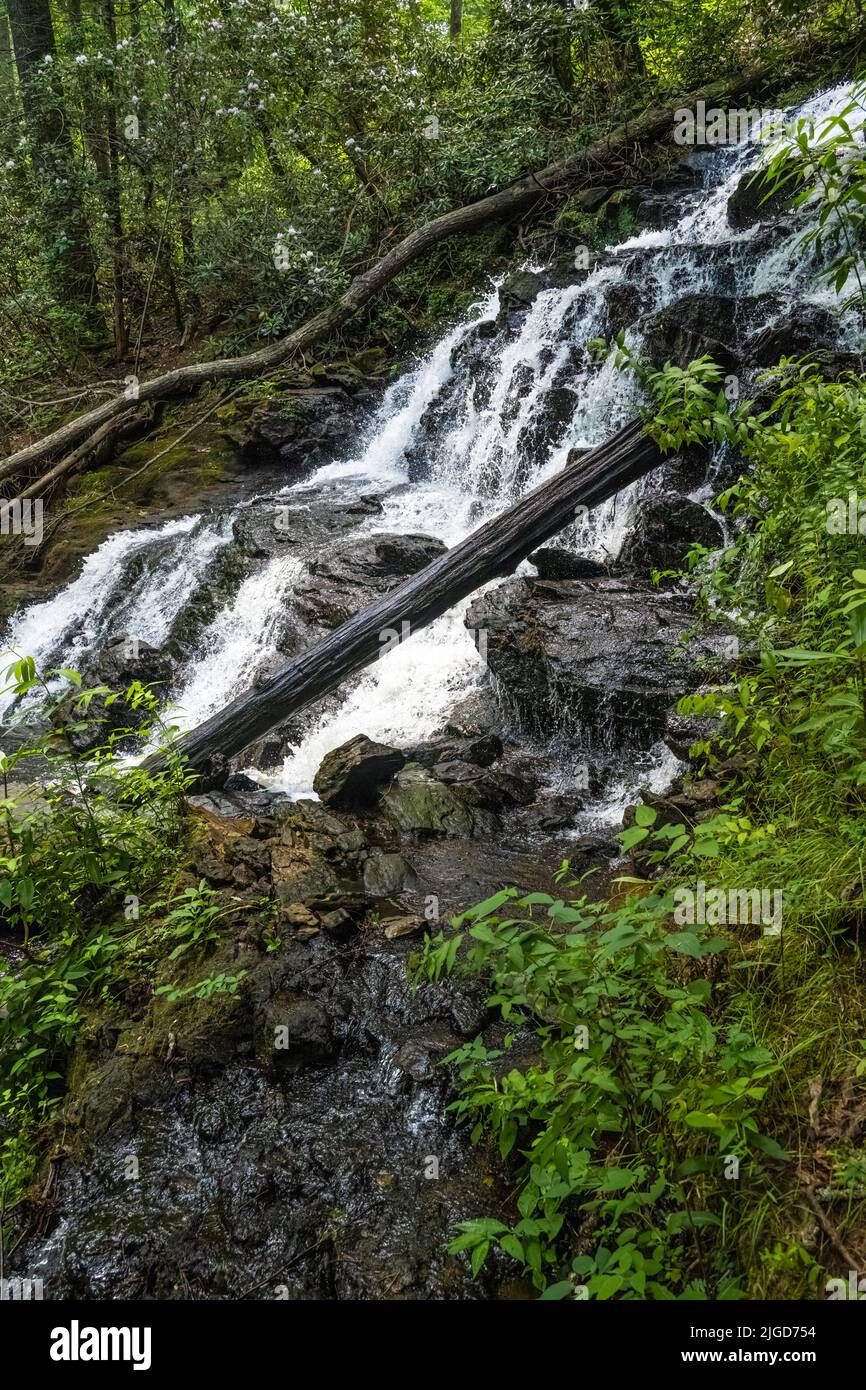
[
  {"xmin": 148, "ymin": 417, "xmax": 662, "ymax": 779},
  {"xmin": 0, "ymin": 67, "xmax": 769, "ymax": 490}
]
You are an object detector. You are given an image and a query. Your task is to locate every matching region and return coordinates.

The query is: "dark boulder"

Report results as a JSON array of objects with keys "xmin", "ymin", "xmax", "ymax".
[
  {"xmin": 402, "ymin": 732, "xmax": 503, "ymax": 769},
  {"xmin": 727, "ymin": 169, "xmax": 790, "ymax": 229},
  {"xmin": 380, "ymin": 763, "xmax": 499, "ymax": 838},
  {"xmin": 313, "ymin": 734, "xmax": 406, "ymax": 807},
  {"xmin": 640, "ymin": 294, "xmax": 740, "ymax": 372},
  {"xmin": 530, "ymin": 547, "xmax": 609, "ymax": 580},
  {"xmin": 656, "ymin": 444, "xmax": 710, "ymax": 493},
  {"xmin": 228, "ymin": 387, "xmax": 357, "ymax": 472},
  {"xmin": 53, "ymin": 635, "xmax": 174, "ymax": 749},
  {"xmin": 498, "ymin": 268, "xmax": 548, "ymax": 315},
  {"xmin": 295, "ymin": 532, "xmax": 447, "ymax": 629},
  {"xmin": 465, "ymin": 577, "xmax": 735, "ymax": 744},
  {"xmin": 232, "ymin": 494, "xmax": 384, "ymax": 561},
  {"xmin": 743, "ymin": 304, "xmax": 843, "ymax": 366},
  {"xmin": 618, "ymin": 494, "xmax": 724, "ymax": 576}
]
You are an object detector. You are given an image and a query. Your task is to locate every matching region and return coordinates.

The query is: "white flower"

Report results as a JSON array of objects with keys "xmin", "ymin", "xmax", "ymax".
[
  {"xmin": 4, "ymin": 159, "xmax": 14, "ymax": 170},
  {"xmin": 74, "ymin": 54, "xmax": 88, "ymax": 64},
  {"xmin": 345, "ymin": 137, "xmax": 355, "ymax": 147},
  {"xmin": 131, "ymin": 95, "xmax": 140, "ymax": 104}
]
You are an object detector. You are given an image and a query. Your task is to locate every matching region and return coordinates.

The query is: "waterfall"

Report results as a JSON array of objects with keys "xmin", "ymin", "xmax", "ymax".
[{"xmin": 2, "ymin": 79, "xmax": 860, "ymax": 799}]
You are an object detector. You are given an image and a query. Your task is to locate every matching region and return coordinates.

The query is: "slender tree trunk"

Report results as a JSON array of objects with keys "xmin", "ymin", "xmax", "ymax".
[
  {"xmin": 98, "ymin": 0, "xmax": 128, "ymax": 359},
  {"xmin": 7, "ymin": 0, "xmax": 100, "ymax": 316},
  {"xmin": 450, "ymin": 0, "xmax": 463, "ymax": 39}
]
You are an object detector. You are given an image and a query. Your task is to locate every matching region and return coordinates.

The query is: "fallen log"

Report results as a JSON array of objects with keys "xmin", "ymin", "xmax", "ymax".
[
  {"xmin": 0, "ymin": 67, "xmax": 769, "ymax": 490},
  {"xmin": 148, "ymin": 417, "xmax": 662, "ymax": 779}
]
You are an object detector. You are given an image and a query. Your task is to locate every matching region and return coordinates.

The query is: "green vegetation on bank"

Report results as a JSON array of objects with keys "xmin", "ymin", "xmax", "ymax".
[{"xmin": 0, "ymin": 663, "xmax": 193, "ymax": 1198}]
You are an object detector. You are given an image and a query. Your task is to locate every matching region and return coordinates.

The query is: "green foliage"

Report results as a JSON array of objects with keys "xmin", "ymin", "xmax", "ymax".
[
  {"xmin": 0, "ymin": 657, "xmax": 191, "ymax": 1192},
  {"xmin": 761, "ymin": 77, "xmax": 866, "ymax": 310},
  {"xmin": 154, "ymin": 969, "xmax": 247, "ymax": 1004},
  {"xmin": 0, "ymin": 0, "xmax": 853, "ymax": 429},
  {"xmin": 417, "ymin": 882, "xmax": 784, "ymax": 1299},
  {"xmin": 161, "ymin": 879, "xmax": 227, "ymax": 961}
]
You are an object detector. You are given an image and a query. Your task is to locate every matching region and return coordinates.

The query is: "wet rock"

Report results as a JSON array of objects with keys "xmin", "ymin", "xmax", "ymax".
[
  {"xmin": 402, "ymin": 732, "xmax": 503, "ymax": 769},
  {"xmin": 223, "ymin": 772, "xmax": 261, "ymax": 793},
  {"xmin": 656, "ymin": 444, "xmax": 711, "ymax": 493},
  {"xmin": 258, "ymin": 989, "xmax": 334, "ymax": 1063},
  {"xmin": 530, "ymin": 547, "xmax": 609, "ymax": 580},
  {"xmin": 618, "ymin": 494, "xmax": 724, "ymax": 576},
  {"xmin": 13, "ymin": 926, "xmax": 508, "ymax": 1300},
  {"xmin": 363, "ymin": 851, "xmax": 417, "ymax": 897},
  {"xmin": 320, "ymin": 907, "xmax": 357, "ymax": 939},
  {"xmin": 383, "ymin": 915, "xmax": 426, "ymax": 940},
  {"xmin": 229, "ymin": 387, "xmax": 357, "ymax": 472},
  {"xmin": 381, "ymin": 764, "xmax": 499, "ymax": 838},
  {"xmin": 232, "ymin": 493, "xmax": 384, "ymax": 561},
  {"xmin": 295, "ymin": 532, "xmax": 447, "ymax": 628},
  {"xmin": 313, "ymin": 734, "xmax": 406, "ymax": 807},
  {"xmin": 280, "ymin": 902, "xmax": 319, "ymax": 929},
  {"xmin": 640, "ymin": 293, "xmax": 740, "ymax": 371},
  {"xmin": 53, "ymin": 634, "xmax": 174, "ymax": 750},
  {"xmin": 466, "ymin": 577, "xmax": 735, "ymax": 745},
  {"xmin": 743, "ymin": 304, "xmax": 842, "ymax": 366},
  {"xmin": 604, "ymin": 275, "xmax": 644, "ymax": 327},
  {"xmin": 271, "ymin": 799, "xmax": 367, "ymax": 904},
  {"xmin": 431, "ymin": 761, "xmax": 535, "ymax": 811},
  {"xmin": 727, "ymin": 169, "xmax": 790, "ymax": 228},
  {"xmin": 498, "ymin": 268, "xmax": 547, "ymax": 314},
  {"xmin": 516, "ymin": 794, "xmax": 586, "ymax": 833}
]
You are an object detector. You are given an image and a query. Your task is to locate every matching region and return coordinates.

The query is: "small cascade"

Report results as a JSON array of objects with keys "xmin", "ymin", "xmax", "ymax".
[{"xmin": 2, "ymin": 80, "xmax": 861, "ymax": 801}]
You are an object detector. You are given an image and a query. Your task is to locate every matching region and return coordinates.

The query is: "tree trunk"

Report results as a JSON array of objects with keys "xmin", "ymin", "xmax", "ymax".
[
  {"xmin": 87, "ymin": 0, "xmax": 128, "ymax": 360},
  {"xmin": 146, "ymin": 418, "xmax": 662, "ymax": 778},
  {"xmin": 7, "ymin": 0, "xmax": 100, "ymax": 316},
  {"xmin": 0, "ymin": 69, "xmax": 769, "ymax": 488},
  {"xmin": 450, "ymin": 0, "xmax": 463, "ymax": 39}
]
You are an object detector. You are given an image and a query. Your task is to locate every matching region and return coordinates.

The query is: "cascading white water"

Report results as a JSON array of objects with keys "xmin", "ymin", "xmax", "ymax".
[
  {"xmin": 2, "ymin": 80, "xmax": 861, "ymax": 802},
  {"xmin": 0, "ymin": 514, "xmax": 232, "ymax": 718}
]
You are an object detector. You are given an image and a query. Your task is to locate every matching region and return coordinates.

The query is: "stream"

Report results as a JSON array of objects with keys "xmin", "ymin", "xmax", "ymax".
[{"xmin": 3, "ymin": 80, "xmax": 863, "ymax": 1300}]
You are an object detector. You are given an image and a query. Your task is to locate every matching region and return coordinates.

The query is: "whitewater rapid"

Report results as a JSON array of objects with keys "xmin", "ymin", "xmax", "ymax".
[{"xmin": 1, "ymin": 80, "xmax": 860, "ymax": 803}]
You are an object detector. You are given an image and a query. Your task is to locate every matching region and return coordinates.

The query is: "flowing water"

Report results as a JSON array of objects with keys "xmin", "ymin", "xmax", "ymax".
[{"xmin": 2, "ymin": 81, "xmax": 860, "ymax": 807}]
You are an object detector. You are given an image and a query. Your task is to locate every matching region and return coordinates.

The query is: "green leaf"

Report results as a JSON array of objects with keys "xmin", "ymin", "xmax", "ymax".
[{"xmin": 664, "ymin": 931, "xmax": 703, "ymax": 957}]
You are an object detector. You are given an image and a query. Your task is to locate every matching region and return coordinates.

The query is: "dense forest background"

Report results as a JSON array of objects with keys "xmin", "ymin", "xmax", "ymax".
[{"xmin": 0, "ymin": 0, "xmax": 857, "ymax": 448}]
